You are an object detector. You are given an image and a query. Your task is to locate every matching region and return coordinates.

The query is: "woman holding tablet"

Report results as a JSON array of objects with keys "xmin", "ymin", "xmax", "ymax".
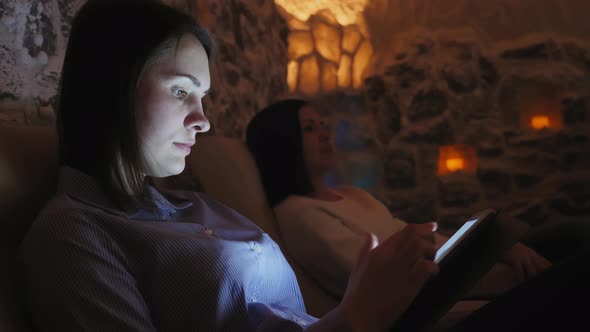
[{"xmin": 246, "ymin": 99, "xmax": 557, "ymax": 298}]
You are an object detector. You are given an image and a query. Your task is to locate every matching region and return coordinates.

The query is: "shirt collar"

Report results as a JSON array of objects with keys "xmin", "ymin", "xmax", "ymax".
[{"xmin": 57, "ymin": 166, "xmax": 192, "ymax": 220}]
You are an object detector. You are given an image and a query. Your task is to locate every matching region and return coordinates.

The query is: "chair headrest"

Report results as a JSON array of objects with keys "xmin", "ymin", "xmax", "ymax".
[
  {"xmin": 187, "ymin": 135, "xmax": 281, "ymax": 243},
  {"xmin": 0, "ymin": 126, "xmax": 58, "ymax": 249}
]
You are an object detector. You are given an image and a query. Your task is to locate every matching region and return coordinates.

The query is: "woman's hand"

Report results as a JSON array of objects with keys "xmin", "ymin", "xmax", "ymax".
[
  {"xmin": 502, "ymin": 242, "xmax": 552, "ymax": 282},
  {"xmin": 340, "ymin": 223, "xmax": 439, "ymax": 331}
]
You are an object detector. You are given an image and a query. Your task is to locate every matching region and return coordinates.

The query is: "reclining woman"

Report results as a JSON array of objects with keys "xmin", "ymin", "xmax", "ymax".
[
  {"xmin": 19, "ymin": 1, "xmax": 590, "ymax": 331},
  {"xmin": 245, "ymin": 99, "xmax": 563, "ymax": 298}
]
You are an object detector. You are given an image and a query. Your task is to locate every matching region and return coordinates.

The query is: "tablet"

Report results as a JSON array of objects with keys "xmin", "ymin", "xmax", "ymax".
[
  {"xmin": 434, "ymin": 208, "xmax": 497, "ymax": 265},
  {"xmin": 391, "ymin": 208, "xmax": 528, "ymax": 332}
]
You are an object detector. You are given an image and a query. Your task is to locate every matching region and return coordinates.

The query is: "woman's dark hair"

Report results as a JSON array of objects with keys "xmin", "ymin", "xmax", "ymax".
[
  {"xmin": 246, "ymin": 99, "xmax": 313, "ymax": 208},
  {"xmin": 58, "ymin": 0, "xmax": 214, "ymax": 208}
]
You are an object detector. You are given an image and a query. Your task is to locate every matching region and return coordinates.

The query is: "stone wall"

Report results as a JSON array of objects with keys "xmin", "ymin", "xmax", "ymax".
[
  {"xmin": 279, "ymin": 1, "xmax": 590, "ymax": 233},
  {"xmin": 354, "ymin": 34, "xmax": 590, "ymax": 234},
  {"xmin": 0, "ymin": 0, "xmax": 79, "ymax": 125},
  {"xmin": 0, "ymin": 0, "xmax": 288, "ymax": 136},
  {"xmin": 204, "ymin": 0, "xmax": 288, "ymax": 137},
  {"xmin": 364, "ymin": 0, "xmax": 590, "ymax": 75}
]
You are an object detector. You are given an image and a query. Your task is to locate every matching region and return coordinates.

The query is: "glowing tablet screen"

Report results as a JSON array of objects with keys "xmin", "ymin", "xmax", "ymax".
[{"xmin": 434, "ymin": 217, "xmax": 480, "ymax": 264}]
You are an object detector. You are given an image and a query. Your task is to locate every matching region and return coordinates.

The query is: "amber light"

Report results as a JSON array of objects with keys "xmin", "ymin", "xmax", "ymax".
[
  {"xmin": 519, "ymin": 87, "xmax": 564, "ymax": 131},
  {"xmin": 445, "ymin": 158, "xmax": 465, "ymax": 172},
  {"xmin": 276, "ymin": 0, "xmax": 373, "ymax": 94},
  {"xmin": 530, "ymin": 116, "xmax": 550, "ymax": 130},
  {"xmin": 438, "ymin": 145, "xmax": 477, "ymax": 175}
]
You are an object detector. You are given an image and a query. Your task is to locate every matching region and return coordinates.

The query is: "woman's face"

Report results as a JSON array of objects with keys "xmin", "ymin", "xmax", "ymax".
[
  {"xmin": 136, "ymin": 35, "xmax": 210, "ymax": 178},
  {"xmin": 299, "ymin": 105, "xmax": 336, "ymax": 177}
]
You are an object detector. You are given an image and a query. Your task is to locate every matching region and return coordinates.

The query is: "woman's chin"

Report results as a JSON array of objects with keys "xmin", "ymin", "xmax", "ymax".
[
  {"xmin": 167, "ymin": 162, "xmax": 186, "ymax": 177},
  {"xmin": 150, "ymin": 161, "xmax": 186, "ymax": 178}
]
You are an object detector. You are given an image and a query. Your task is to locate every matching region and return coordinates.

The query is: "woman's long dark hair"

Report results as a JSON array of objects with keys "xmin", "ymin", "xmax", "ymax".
[
  {"xmin": 57, "ymin": 0, "xmax": 214, "ymax": 208},
  {"xmin": 246, "ymin": 99, "xmax": 313, "ymax": 208}
]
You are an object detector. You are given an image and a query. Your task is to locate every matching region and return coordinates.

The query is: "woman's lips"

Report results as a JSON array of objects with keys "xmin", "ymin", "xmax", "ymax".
[{"xmin": 173, "ymin": 142, "xmax": 193, "ymax": 154}]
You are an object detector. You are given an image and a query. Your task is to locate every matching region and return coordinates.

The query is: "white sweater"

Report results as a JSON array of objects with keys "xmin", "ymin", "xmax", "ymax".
[{"xmin": 274, "ymin": 186, "xmax": 407, "ymax": 296}]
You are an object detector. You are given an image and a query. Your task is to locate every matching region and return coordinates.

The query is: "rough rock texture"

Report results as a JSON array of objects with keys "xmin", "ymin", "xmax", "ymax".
[
  {"xmin": 0, "ymin": 0, "xmax": 288, "ymax": 135},
  {"xmin": 361, "ymin": 35, "xmax": 590, "ymax": 232}
]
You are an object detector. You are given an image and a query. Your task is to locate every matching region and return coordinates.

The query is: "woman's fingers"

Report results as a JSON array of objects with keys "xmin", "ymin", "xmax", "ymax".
[
  {"xmin": 341, "ymin": 224, "xmax": 440, "ymax": 331},
  {"xmin": 375, "ymin": 224, "xmax": 438, "ymax": 272},
  {"xmin": 357, "ymin": 233, "xmax": 379, "ymax": 262},
  {"xmin": 401, "ymin": 236, "xmax": 438, "ymax": 263},
  {"xmin": 411, "ymin": 258, "xmax": 440, "ymax": 284},
  {"xmin": 528, "ymin": 252, "xmax": 552, "ymax": 277},
  {"xmin": 522, "ymin": 256, "xmax": 537, "ymax": 279},
  {"xmin": 409, "ymin": 222, "xmax": 438, "ymax": 243},
  {"xmin": 534, "ymin": 253, "xmax": 552, "ymax": 271},
  {"xmin": 513, "ymin": 260, "xmax": 526, "ymax": 282},
  {"xmin": 382, "ymin": 223, "xmax": 437, "ymax": 249}
]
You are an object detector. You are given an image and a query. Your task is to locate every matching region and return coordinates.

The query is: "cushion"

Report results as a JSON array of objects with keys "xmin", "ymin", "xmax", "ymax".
[
  {"xmin": 0, "ymin": 126, "xmax": 58, "ymax": 249},
  {"xmin": 0, "ymin": 126, "xmax": 57, "ymax": 332},
  {"xmin": 187, "ymin": 135, "xmax": 280, "ymax": 242}
]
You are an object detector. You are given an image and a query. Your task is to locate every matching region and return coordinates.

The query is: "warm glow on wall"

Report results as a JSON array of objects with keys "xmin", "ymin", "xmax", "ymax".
[
  {"xmin": 287, "ymin": 61, "xmax": 299, "ymax": 92},
  {"xmin": 438, "ymin": 145, "xmax": 478, "ymax": 175},
  {"xmin": 530, "ymin": 115, "xmax": 550, "ymax": 130},
  {"xmin": 353, "ymin": 41, "xmax": 373, "ymax": 88},
  {"xmin": 276, "ymin": 0, "xmax": 373, "ymax": 94},
  {"xmin": 337, "ymin": 55, "xmax": 352, "ymax": 88},
  {"xmin": 274, "ymin": 0, "xmax": 368, "ymax": 26},
  {"xmin": 521, "ymin": 102, "xmax": 564, "ymax": 130},
  {"xmin": 299, "ymin": 56, "xmax": 320, "ymax": 95},
  {"xmin": 519, "ymin": 84, "xmax": 564, "ymax": 131},
  {"xmin": 445, "ymin": 158, "xmax": 465, "ymax": 172}
]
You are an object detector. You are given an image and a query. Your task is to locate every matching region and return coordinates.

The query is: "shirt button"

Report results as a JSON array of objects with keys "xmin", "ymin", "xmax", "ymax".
[{"xmin": 250, "ymin": 242, "xmax": 263, "ymax": 254}]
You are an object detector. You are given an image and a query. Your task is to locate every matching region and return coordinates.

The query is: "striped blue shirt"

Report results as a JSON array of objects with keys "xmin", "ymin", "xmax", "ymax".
[{"xmin": 19, "ymin": 167, "xmax": 320, "ymax": 331}]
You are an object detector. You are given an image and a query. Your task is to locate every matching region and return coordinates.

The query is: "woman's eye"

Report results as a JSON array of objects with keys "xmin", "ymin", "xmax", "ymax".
[
  {"xmin": 172, "ymin": 87, "xmax": 188, "ymax": 99},
  {"xmin": 303, "ymin": 125, "xmax": 314, "ymax": 132}
]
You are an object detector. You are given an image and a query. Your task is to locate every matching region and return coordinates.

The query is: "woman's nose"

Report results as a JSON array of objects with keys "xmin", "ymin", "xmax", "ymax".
[
  {"xmin": 193, "ymin": 116, "xmax": 210, "ymax": 133},
  {"xmin": 186, "ymin": 110, "xmax": 210, "ymax": 133}
]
